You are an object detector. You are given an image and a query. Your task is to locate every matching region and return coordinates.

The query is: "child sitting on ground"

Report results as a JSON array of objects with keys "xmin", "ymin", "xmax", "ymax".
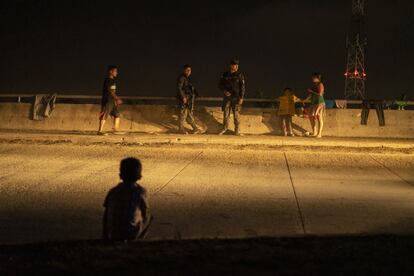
[
  {"xmin": 277, "ymin": 88, "xmax": 301, "ymax": 136},
  {"xmin": 103, "ymin": 157, "xmax": 152, "ymax": 242}
]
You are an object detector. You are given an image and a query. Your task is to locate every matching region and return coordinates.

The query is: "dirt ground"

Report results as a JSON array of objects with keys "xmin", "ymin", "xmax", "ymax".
[{"xmin": 1, "ymin": 236, "xmax": 414, "ymax": 275}]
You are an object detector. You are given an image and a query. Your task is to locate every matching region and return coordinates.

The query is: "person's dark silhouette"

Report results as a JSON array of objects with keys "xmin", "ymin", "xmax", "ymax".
[{"xmin": 103, "ymin": 158, "xmax": 151, "ymax": 241}]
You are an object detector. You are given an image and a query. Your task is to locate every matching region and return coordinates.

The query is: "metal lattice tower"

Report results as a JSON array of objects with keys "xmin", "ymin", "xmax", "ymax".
[{"xmin": 344, "ymin": 0, "xmax": 367, "ymax": 99}]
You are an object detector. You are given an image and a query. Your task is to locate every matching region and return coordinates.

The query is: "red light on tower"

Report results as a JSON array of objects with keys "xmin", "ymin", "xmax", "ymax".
[{"xmin": 344, "ymin": 0, "xmax": 367, "ymax": 99}]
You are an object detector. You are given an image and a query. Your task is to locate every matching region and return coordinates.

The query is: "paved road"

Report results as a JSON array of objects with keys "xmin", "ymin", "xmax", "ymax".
[{"xmin": 0, "ymin": 142, "xmax": 413, "ymax": 244}]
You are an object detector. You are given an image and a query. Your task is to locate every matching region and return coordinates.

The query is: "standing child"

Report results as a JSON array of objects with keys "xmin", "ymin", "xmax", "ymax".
[
  {"xmin": 304, "ymin": 73, "xmax": 326, "ymax": 138},
  {"xmin": 277, "ymin": 88, "xmax": 300, "ymax": 136}
]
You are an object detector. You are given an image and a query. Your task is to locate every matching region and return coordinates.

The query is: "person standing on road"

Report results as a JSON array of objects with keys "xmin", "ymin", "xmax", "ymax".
[
  {"xmin": 176, "ymin": 64, "xmax": 204, "ymax": 134},
  {"xmin": 277, "ymin": 88, "xmax": 301, "ymax": 137},
  {"xmin": 98, "ymin": 65, "xmax": 123, "ymax": 136},
  {"xmin": 218, "ymin": 59, "xmax": 246, "ymax": 136},
  {"xmin": 304, "ymin": 73, "xmax": 326, "ymax": 138},
  {"xmin": 103, "ymin": 157, "xmax": 152, "ymax": 242}
]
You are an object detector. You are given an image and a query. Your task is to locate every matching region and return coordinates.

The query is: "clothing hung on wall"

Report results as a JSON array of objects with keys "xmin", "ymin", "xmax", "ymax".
[{"xmin": 361, "ymin": 100, "xmax": 385, "ymax": 126}]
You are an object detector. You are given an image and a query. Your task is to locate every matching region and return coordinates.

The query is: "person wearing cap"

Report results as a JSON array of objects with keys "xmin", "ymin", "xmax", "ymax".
[
  {"xmin": 218, "ymin": 59, "xmax": 246, "ymax": 136},
  {"xmin": 176, "ymin": 64, "xmax": 204, "ymax": 134}
]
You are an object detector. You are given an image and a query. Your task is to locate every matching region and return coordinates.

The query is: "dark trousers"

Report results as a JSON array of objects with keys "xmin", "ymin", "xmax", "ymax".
[
  {"xmin": 280, "ymin": 115, "xmax": 293, "ymax": 134},
  {"xmin": 179, "ymin": 106, "xmax": 198, "ymax": 131},
  {"xmin": 361, "ymin": 100, "xmax": 385, "ymax": 126},
  {"xmin": 223, "ymin": 100, "xmax": 241, "ymax": 132}
]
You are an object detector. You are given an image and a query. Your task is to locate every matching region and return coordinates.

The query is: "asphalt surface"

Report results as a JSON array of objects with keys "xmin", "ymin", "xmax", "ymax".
[{"xmin": 0, "ymin": 134, "xmax": 413, "ymax": 244}]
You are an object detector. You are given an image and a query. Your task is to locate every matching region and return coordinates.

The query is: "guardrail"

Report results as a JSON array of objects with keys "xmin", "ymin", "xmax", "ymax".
[{"xmin": 0, "ymin": 94, "xmax": 413, "ymax": 109}]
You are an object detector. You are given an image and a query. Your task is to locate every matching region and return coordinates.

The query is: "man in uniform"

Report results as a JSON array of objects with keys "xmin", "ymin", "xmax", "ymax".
[
  {"xmin": 98, "ymin": 65, "xmax": 123, "ymax": 135},
  {"xmin": 218, "ymin": 59, "xmax": 246, "ymax": 136},
  {"xmin": 176, "ymin": 64, "xmax": 204, "ymax": 134}
]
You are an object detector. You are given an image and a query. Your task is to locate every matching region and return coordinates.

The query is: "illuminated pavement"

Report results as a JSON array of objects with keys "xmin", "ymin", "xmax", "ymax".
[{"xmin": 0, "ymin": 137, "xmax": 413, "ymax": 244}]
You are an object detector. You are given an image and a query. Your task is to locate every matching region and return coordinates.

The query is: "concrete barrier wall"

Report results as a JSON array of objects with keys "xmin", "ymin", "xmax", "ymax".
[{"xmin": 0, "ymin": 103, "xmax": 413, "ymax": 138}]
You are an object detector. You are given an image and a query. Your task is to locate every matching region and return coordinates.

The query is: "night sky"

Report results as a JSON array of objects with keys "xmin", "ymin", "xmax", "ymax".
[{"xmin": 1, "ymin": 0, "xmax": 413, "ymax": 100}]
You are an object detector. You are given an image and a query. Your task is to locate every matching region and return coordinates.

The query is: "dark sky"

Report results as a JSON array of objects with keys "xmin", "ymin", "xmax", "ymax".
[{"xmin": 1, "ymin": 0, "xmax": 413, "ymax": 99}]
